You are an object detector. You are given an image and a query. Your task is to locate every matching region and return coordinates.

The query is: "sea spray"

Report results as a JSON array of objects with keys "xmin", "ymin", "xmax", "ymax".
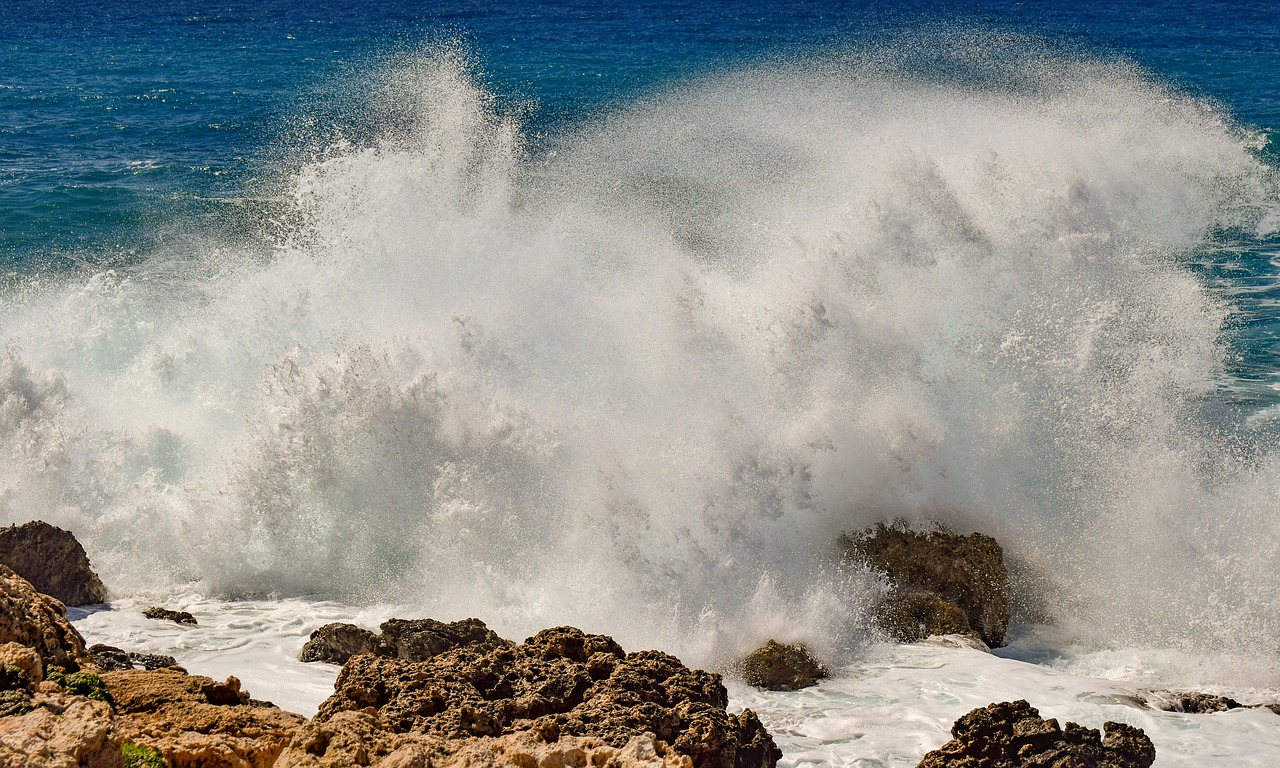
[{"xmin": 1, "ymin": 41, "xmax": 1277, "ymax": 676}]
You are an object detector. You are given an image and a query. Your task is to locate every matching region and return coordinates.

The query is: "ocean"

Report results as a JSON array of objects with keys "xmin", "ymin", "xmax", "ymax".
[{"xmin": 3, "ymin": 1, "xmax": 1280, "ymax": 765}]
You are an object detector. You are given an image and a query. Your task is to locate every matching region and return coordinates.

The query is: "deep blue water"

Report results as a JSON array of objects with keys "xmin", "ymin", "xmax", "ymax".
[{"xmin": 3, "ymin": 0, "xmax": 1279, "ymax": 399}]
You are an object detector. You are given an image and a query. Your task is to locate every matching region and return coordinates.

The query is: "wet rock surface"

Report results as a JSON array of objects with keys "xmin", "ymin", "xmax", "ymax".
[
  {"xmin": 0, "ymin": 521, "xmax": 108, "ymax": 607},
  {"xmin": 738, "ymin": 640, "xmax": 827, "ymax": 691},
  {"xmin": 916, "ymin": 699, "xmax": 1155, "ymax": 768},
  {"xmin": 143, "ymin": 607, "xmax": 198, "ymax": 625},
  {"xmin": 281, "ymin": 625, "xmax": 781, "ymax": 768},
  {"xmin": 299, "ymin": 616, "xmax": 508, "ymax": 664},
  {"xmin": 842, "ymin": 522, "xmax": 1010, "ymax": 647},
  {"xmin": 88, "ymin": 644, "xmax": 178, "ymax": 673}
]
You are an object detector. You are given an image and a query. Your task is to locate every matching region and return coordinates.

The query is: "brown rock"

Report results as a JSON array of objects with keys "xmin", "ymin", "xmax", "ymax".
[
  {"xmin": 1144, "ymin": 691, "xmax": 1242, "ymax": 714},
  {"xmin": 143, "ymin": 607, "xmax": 197, "ymax": 625},
  {"xmin": 916, "ymin": 699, "xmax": 1155, "ymax": 768},
  {"xmin": 0, "ymin": 693, "xmax": 119, "ymax": 768},
  {"xmin": 876, "ymin": 592, "xmax": 974, "ymax": 643},
  {"xmin": 738, "ymin": 641, "xmax": 827, "ymax": 691},
  {"xmin": 0, "ymin": 521, "xmax": 108, "ymax": 607},
  {"xmin": 299, "ymin": 623, "xmax": 381, "ymax": 664},
  {"xmin": 377, "ymin": 617, "xmax": 509, "ymax": 661},
  {"xmin": 102, "ymin": 667, "xmax": 306, "ymax": 768},
  {"xmin": 841, "ymin": 522, "xmax": 1010, "ymax": 647},
  {"xmin": 0, "ymin": 564, "xmax": 87, "ymax": 667},
  {"xmin": 278, "ymin": 625, "xmax": 781, "ymax": 768},
  {"xmin": 0, "ymin": 643, "xmax": 43, "ymax": 688}
]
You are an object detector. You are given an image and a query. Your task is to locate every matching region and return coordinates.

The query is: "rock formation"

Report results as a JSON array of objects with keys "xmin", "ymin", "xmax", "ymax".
[
  {"xmin": 738, "ymin": 640, "xmax": 827, "ymax": 691},
  {"xmin": 278, "ymin": 625, "xmax": 781, "ymax": 768},
  {"xmin": 0, "ymin": 564, "xmax": 87, "ymax": 667},
  {"xmin": 88, "ymin": 645, "xmax": 178, "ymax": 673},
  {"xmin": 916, "ymin": 699, "xmax": 1155, "ymax": 768},
  {"xmin": 143, "ymin": 607, "xmax": 197, "ymax": 626},
  {"xmin": 0, "ymin": 521, "xmax": 108, "ymax": 607},
  {"xmin": 299, "ymin": 616, "xmax": 507, "ymax": 664},
  {"xmin": 842, "ymin": 522, "xmax": 1010, "ymax": 647}
]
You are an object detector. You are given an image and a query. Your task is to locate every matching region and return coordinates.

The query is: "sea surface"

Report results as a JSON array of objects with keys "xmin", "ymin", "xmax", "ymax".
[{"xmin": 4, "ymin": 1, "xmax": 1280, "ymax": 765}]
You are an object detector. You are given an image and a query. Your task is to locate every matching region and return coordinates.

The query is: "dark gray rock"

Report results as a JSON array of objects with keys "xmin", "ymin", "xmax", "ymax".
[
  {"xmin": 378, "ymin": 616, "xmax": 509, "ymax": 661},
  {"xmin": 0, "ymin": 521, "xmax": 107, "ymax": 606},
  {"xmin": 143, "ymin": 606, "xmax": 197, "ymax": 625}
]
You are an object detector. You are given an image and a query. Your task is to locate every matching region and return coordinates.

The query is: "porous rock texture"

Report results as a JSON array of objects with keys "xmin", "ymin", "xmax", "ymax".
[
  {"xmin": 278, "ymin": 626, "xmax": 782, "ymax": 768},
  {"xmin": 0, "ymin": 564, "xmax": 87, "ymax": 667},
  {"xmin": 102, "ymin": 667, "xmax": 306, "ymax": 768},
  {"xmin": 738, "ymin": 641, "xmax": 827, "ymax": 691},
  {"xmin": 0, "ymin": 521, "xmax": 108, "ymax": 606},
  {"xmin": 0, "ymin": 692, "xmax": 118, "ymax": 768},
  {"xmin": 916, "ymin": 699, "xmax": 1155, "ymax": 768},
  {"xmin": 842, "ymin": 522, "xmax": 1010, "ymax": 647},
  {"xmin": 299, "ymin": 617, "xmax": 508, "ymax": 665}
]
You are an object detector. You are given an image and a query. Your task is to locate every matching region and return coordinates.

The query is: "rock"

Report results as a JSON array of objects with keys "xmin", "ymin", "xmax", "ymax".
[
  {"xmin": 0, "ymin": 643, "xmax": 44, "ymax": 688},
  {"xmin": 299, "ymin": 623, "xmax": 380, "ymax": 664},
  {"xmin": 278, "ymin": 625, "xmax": 781, "ymax": 768},
  {"xmin": 738, "ymin": 640, "xmax": 827, "ymax": 691},
  {"xmin": 377, "ymin": 617, "xmax": 509, "ymax": 661},
  {"xmin": 916, "ymin": 634, "xmax": 991, "ymax": 652},
  {"xmin": 0, "ymin": 692, "xmax": 119, "ymax": 768},
  {"xmin": 102, "ymin": 667, "xmax": 306, "ymax": 768},
  {"xmin": 0, "ymin": 564, "xmax": 87, "ymax": 667},
  {"xmin": 916, "ymin": 699, "xmax": 1155, "ymax": 768},
  {"xmin": 1143, "ymin": 691, "xmax": 1242, "ymax": 714},
  {"xmin": 143, "ymin": 607, "xmax": 197, "ymax": 625},
  {"xmin": 87, "ymin": 645, "xmax": 178, "ymax": 673},
  {"xmin": 0, "ymin": 521, "xmax": 108, "ymax": 607},
  {"xmin": 841, "ymin": 522, "xmax": 1010, "ymax": 647}
]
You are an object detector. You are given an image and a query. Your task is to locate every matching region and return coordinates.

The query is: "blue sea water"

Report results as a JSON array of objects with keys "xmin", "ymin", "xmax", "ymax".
[{"xmin": 3, "ymin": 0, "xmax": 1279, "ymax": 398}]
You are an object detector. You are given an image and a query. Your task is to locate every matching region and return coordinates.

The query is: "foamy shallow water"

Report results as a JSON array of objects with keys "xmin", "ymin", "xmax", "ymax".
[{"xmin": 72, "ymin": 600, "xmax": 1280, "ymax": 767}]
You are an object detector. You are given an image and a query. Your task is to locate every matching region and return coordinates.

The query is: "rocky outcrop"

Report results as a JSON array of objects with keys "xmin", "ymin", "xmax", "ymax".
[
  {"xmin": 279, "ymin": 625, "xmax": 781, "ymax": 768},
  {"xmin": 842, "ymin": 522, "xmax": 1010, "ymax": 647},
  {"xmin": 1141, "ymin": 690, "xmax": 1242, "ymax": 714},
  {"xmin": 738, "ymin": 641, "xmax": 827, "ymax": 691},
  {"xmin": 143, "ymin": 607, "xmax": 197, "ymax": 626},
  {"xmin": 916, "ymin": 700, "xmax": 1155, "ymax": 768},
  {"xmin": 88, "ymin": 645, "xmax": 178, "ymax": 673},
  {"xmin": 299, "ymin": 617, "xmax": 508, "ymax": 664},
  {"xmin": 0, "ymin": 564, "xmax": 87, "ymax": 667},
  {"xmin": 0, "ymin": 521, "xmax": 108, "ymax": 607},
  {"xmin": 0, "ymin": 692, "xmax": 118, "ymax": 767},
  {"xmin": 377, "ymin": 617, "xmax": 509, "ymax": 661},
  {"xmin": 102, "ymin": 667, "xmax": 306, "ymax": 768}
]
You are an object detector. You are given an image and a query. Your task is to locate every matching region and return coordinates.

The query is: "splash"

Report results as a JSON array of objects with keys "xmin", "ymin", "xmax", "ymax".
[{"xmin": 1, "ymin": 41, "xmax": 1277, "ymax": 671}]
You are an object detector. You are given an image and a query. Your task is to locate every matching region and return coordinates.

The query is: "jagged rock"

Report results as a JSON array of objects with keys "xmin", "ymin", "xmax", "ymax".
[
  {"xmin": 0, "ymin": 643, "xmax": 44, "ymax": 688},
  {"xmin": 278, "ymin": 625, "xmax": 781, "ymax": 768},
  {"xmin": 299, "ymin": 623, "xmax": 380, "ymax": 664},
  {"xmin": 87, "ymin": 645, "xmax": 178, "ymax": 673},
  {"xmin": 916, "ymin": 699, "xmax": 1155, "ymax": 768},
  {"xmin": 842, "ymin": 522, "xmax": 1010, "ymax": 647},
  {"xmin": 102, "ymin": 667, "xmax": 306, "ymax": 768},
  {"xmin": 377, "ymin": 617, "xmax": 510, "ymax": 661},
  {"xmin": 1143, "ymin": 691, "xmax": 1242, "ymax": 714},
  {"xmin": 876, "ymin": 591, "xmax": 974, "ymax": 643},
  {"xmin": 738, "ymin": 640, "xmax": 827, "ymax": 691},
  {"xmin": 0, "ymin": 564, "xmax": 87, "ymax": 667},
  {"xmin": 299, "ymin": 617, "xmax": 509, "ymax": 665},
  {"xmin": 0, "ymin": 692, "xmax": 119, "ymax": 767},
  {"xmin": 143, "ymin": 607, "xmax": 197, "ymax": 625},
  {"xmin": 0, "ymin": 521, "xmax": 108, "ymax": 607}
]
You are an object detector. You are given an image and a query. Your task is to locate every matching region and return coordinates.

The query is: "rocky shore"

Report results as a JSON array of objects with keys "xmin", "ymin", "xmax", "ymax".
[{"xmin": 5, "ymin": 518, "xmax": 1274, "ymax": 766}]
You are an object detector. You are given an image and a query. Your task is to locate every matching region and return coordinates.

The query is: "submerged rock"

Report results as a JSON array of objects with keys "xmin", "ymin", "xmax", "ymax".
[
  {"xmin": 738, "ymin": 640, "xmax": 827, "ymax": 691},
  {"xmin": 88, "ymin": 644, "xmax": 179, "ymax": 673},
  {"xmin": 0, "ymin": 564, "xmax": 87, "ymax": 667},
  {"xmin": 279, "ymin": 625, "xmax": 781, "ymax": 768},
  {"xmin": 0, "ymin": 521, "xmax": 108, "ymax": 607},
  {"xmin": 143, "ymin": 607, "xmax": 197, "ymax": 626},
  {"xmin": 1143, "ymin": 690, "xmax": 1243, "ymax": 714},
  {"xmin": 842, "ymin": 522, "xmax": 1010, "ymax": 647},
  {"xmin": 916, "ymin": 699, "xmax": 1155, "ymax": 768}
]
